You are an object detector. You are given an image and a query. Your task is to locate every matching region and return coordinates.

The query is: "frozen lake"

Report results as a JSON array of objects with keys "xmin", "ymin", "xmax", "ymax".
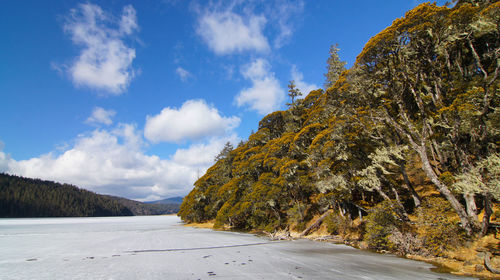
[{"xmin": 0, "ymin": 215, "xmax": 472, "ymax": 279}]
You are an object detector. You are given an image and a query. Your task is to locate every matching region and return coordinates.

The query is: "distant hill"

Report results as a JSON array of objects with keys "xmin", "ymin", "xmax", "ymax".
[
  {"xmin": 145, "ymin": 196, "xmax": 184, "ymax": 205},
  {"xmin": 0, "ymin": 173, "xmax": 133, "ymax": 217},
  {"xmin": 0, "ymin": 173, "xmax": 181, "ymax": 217},
  {"xmin": 106, "ymin": 196, "xmax": 180, "ymax": 215}
]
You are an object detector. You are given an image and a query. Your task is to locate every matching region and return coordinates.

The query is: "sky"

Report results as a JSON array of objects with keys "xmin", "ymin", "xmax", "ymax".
[{"xmin": 0, "ymin": 0, "xmax": 448, "ymax": 201}]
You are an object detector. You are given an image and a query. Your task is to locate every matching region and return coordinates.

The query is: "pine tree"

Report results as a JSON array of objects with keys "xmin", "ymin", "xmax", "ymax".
[
  {"xmin": 324, "ymin": 44, "xmax": 346, "ymax": 89},
  {"xmin": 214, "ymin": 142, "xmax": 234, "ymax": 162},
  {"xmin": 286, "ymin": 80, "xmax": 302, "ymax": 107}
]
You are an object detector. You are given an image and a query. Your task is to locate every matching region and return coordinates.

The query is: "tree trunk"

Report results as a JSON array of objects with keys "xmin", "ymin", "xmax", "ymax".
[
  {"xmin": 390, "ymin": 186, "xmax": 410, "ymax": 221},
  {"xmin": 464, "ymin": 192, "xmax": 479, "ymax": 223},
  {"xmin": 400, "ymin": 162, "xmax": 421, "ymax": 208},
  {"xmin": 417, "ymin": 144, "xmax": 476, "ymax": 235},
  {"xmin": 300, "ymin": 209, "xmax": 333, "ymax": 237},
  {"xmin": 375, "ymin": 186, "xmax": 391, "ymax": 201},
  {"xmin": 484, "ymin": 252, "xmax": 500, "ymax": 274},
  {"xmin": 481, "ymin": 193, "xmax": 493, "ymax": 237},
  {"xmin": 374, "ymin": 180, "xmax": 409, "ymax": 222},
  {"xmin": 385, "ymin": 113, "xmax": 477, "ymax": 235},
  {"xmin": 338, "ymin": 203, "xmax": 345, "ymax": 218},
  {"xmin": 296, "ymin": 200, "xmax": 305, "ymax": 222}
]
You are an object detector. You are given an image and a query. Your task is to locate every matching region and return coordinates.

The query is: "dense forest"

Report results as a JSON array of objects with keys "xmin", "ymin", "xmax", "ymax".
[
  {"xmin": 106, "ymin": 195, "xmax": 181, "ymax": 215},
  {"xmin": 179, "ymin": 0, "xmax": 499, "ymax": 260},
  {"xmin": 0, "ymin": 173, "xmax": 182, "ymax": 217},
  {"xmin": 0, "ymin": 173, "xmax": 133, "ymax": 217}
]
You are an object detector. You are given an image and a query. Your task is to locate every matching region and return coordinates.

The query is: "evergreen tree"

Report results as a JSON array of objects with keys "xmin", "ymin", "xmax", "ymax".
[
  {"xmin": 0, "ymin": 173, "xmax": 133, "ymax": 217},
  {"xmin": 286, "ymin": 80, "xmax": 302, "ymax": 107},
  {"xmin": 179, "ymin": 2, "xmax": 499, "ymax": 239},
  {"xmin": 324, "ymin": 44, "xmax": 346, "ymax": 89},
  {"xmin": 215, "ymin": 141, "xmax": 234, "ymax": 162}
]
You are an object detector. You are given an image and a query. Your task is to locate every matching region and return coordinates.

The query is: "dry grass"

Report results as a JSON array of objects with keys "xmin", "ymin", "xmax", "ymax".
[
  {"xmin": 403, "ymin": 233, "xmax": 500, "ymax": 279},
  {"xmin": 183, "ymin": 221, "xmax": 214, "ymax": 229}
]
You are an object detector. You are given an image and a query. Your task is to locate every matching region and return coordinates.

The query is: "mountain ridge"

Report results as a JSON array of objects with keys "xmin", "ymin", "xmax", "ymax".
[{"xmin": 0, "ymin": 173, "xmax": 179, "ymax": 217}]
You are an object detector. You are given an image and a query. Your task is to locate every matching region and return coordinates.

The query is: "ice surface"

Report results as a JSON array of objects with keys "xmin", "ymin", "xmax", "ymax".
[{"xmin": 0, "ymin": 216, "xmax": 473, "ymax": 279}]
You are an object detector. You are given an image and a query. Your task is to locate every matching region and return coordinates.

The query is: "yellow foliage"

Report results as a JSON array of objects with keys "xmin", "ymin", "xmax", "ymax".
[
  {"xmin": 356, "ymin": 3, "xmax": 447, "ymax": 66},
  {"xmin": 292, "ymin": 123, "xmax": 324, "ymax": 144},
  {"xmin": 310, "ymin": 128, "xmax": 332, "ymax": 150}
]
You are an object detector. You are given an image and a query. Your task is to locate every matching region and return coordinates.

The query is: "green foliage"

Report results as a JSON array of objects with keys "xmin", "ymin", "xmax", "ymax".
[
  {"xmin": 214, "ymin": 141, "xmax": 234, "ymax": 162},
  {"xmin": 178, "ymin": 1, "xmax": 499, "ymax": 241},
  {"xmin": 354, "ymin": 1, "xmax": 499, "ymax": 234},
  {"xmin": 0, "ymin": 173, "xmax": 133, "ymax": 217},
  {"xmin": 325, "ymin": 213, "xmax": 352, "ymax": 237},
  {"xmin": 287, "ymin": 203, "xmax": 307, "ymax": 231},
  {"xmin": 106, "ymin": 195, "xmax": 180, "ymax": 215},
  {"xmin": 416, "ymin": 197, "xmax": 466, "ymax": 255},
  {"xmin": 324, "ymin": 44, "xmax": 347, "ymax": 89},
  {"xmin": 364, "ymin": 201, "xmax": 401, "ymax": 250},
  {"xmin": 286, "ymin": 80, "xmax": 302, "ymax": 107},
  {"xmin": 453, "ymin": 153, "xmax": 500, "ymax": 200}
]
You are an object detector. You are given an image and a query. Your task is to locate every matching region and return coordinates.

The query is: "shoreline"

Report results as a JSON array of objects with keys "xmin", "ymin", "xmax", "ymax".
[
  {"xmin": 182, "ymin": 221, "xmax": 215, "ymax": 229},
  {"xmin": 182, "ymin": 220, "xmax": 500, "ymax": 279}
]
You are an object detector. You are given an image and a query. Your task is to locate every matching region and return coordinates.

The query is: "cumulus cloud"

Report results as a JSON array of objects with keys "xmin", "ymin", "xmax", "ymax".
[
  {"xmin": 175, "ymin": 67, "xmax": 193, "ymax": 82},
  {"xmin": 196, "ymin": 9, "xmax": 269, "ymax": 55},
  {"xmin": 6, "ymin": 124, "xmax": 236, "ymax": 200},
  {"xmin": 235, "ymin": 58, "xmax": 285, "ymax": 115},
  {"xmin": 195, "ymin": 0, "xmax": 305, "ymax": 54},
  {"xmin": 63, "ymin": 3, "xmax": 138, "ymax": 94},
  {"xmin": 172, "ymin": 134, "xmax": 239, "ymax": 168},
  {"xmin": 85, "ymin": 107, "xmax": 116, "ymax": 126},
  {"xmin": 144, "ymin": 99, "xmax": 240, "ymax": 143},
  {"xmin": 291, "ymin": 65, "xmax": 319, "ymax": 96}
]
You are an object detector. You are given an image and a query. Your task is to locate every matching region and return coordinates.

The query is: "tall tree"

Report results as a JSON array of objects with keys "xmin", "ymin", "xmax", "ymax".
[
  {"xmin": 355, "ymin": 3, "xmax": 499, "ymax": 235},
  {"xmin": 286, "ymin": 80, "xmax": 302, "ymax": 107},
  {"xmin": 324, "ymin": 44, "xmax": 347, "ymax": 88},
  {"xmin": 214, "ymin": 141, "xmax": 234, "ymax": 162}
]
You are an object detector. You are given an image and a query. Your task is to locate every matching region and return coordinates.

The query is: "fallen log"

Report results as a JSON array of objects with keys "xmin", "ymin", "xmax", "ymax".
[
  {"xmin": 484, "ymin": 252, "xmax": 500, "ymax": 274},
  {"xmin": 300, "ymin": 209, "xmax": 333, "ymax": 237}
]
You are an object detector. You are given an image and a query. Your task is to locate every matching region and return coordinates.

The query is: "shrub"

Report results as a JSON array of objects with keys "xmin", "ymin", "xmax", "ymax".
[
  {"xmin": 388, "ymin": 228, "xmax": 427, "ymax": 256},
  {"xmin": 325, "ymin": 213, "xmax": 351, "ymax": 237},
  {"xmin": 416, "ymin": 197, "xmax": 466, "ymax": 256},
  {"xmin": 364, "ymin": 201, "xmax": 401, "ymax": 251},
  {"xmin": 287, "ymin": 203, "xmax": 307, "ymax": 231}
]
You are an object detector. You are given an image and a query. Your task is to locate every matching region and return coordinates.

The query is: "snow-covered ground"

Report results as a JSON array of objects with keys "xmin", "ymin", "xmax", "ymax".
[{"xmin": 0, "ymin": 216, "xmax": 472, "ymax": 279}]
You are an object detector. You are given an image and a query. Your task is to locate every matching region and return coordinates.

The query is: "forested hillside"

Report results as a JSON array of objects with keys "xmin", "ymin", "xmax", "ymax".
[
  {"xmin": 179, "ymin": 0, "xmax": 499, "ymax": 257},
  {"xmin": 0, "ymin": 173, "xmax": 133, "ymax": 217},
  {"xmin": 106, "ymin": 195, "xmax": 181, "ymax": 215}
]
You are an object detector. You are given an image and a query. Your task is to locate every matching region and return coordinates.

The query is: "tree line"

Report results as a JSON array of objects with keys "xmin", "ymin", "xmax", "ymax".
[
  {"xmin": 179, "ymin": 0, "xmax": 499, "ymax": 254},
  {"xmin": 0, "ymin": 173, "xmax": 133, "ymax": 217}
]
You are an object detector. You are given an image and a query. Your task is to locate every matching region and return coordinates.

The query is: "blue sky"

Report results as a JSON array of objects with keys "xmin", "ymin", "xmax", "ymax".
[{"xmin": 0, "ymin": 0, "xmax": 447, "ymax": 201}]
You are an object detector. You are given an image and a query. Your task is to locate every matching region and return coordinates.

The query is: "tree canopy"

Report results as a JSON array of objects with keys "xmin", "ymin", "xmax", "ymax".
[
  {"xmin": 0, "ymin": 173, "xmax": 133, "ymax": 217},
  {"xmin": 179, "ymin": 2, "xmax": 499, "ymax": 241}
]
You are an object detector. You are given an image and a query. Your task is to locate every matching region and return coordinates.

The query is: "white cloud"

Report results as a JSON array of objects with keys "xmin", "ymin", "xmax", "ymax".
[
  {"xmin": 144, "ymin": 99, "xmax": 240, "ymax": 143},
  {"xmin": 0, "ymin": 142, "xmax": 12, "ymax": 173},
  {"xmin": 196, "ymin": 10, "xmax": 269, "ymax": 55},
  {"xmin": 269, "ymin": 0, "xmax": 304, "ymax": 48},
  {"xmin": 8, "ymin": 125, "xmax": 161, "ymax": 197},
  {"xmin": 235, "ymin": 58, "xmax": 284, "ymax": 115},
  {"xmin": 64, "ymin": 3, "xmax": 138, "ymax": 94},
  {"xmin": 195, "ymin": 0, "xmax": 304, "ymax": 54},
  {"xmin": 119, "ymin": 5, "xmax": 138, "ymax": 35},
  {"xmin": 85, "ymin": 107, "xmax": 116, "ymax": 126},
  {"xmin": 175, "ymin": 67, "xmax": 193, "ymax": 82},
  {"xmin": 291, "ymin": 66, "xmax": 319, "ymax": 96},
  {"xmin": 172, "ymin": 135, "xmax": 239, "ymax": 167},
  {"xmin": 5, "ymin": 123, "xmax": 237, "ymax": 200}
]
